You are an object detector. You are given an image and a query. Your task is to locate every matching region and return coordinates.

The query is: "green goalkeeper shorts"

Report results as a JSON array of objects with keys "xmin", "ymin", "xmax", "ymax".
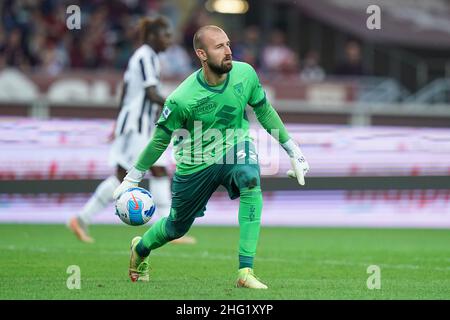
[{"xmin": 169, "ymin": 141, "xmax": 260, "ymax": 223}]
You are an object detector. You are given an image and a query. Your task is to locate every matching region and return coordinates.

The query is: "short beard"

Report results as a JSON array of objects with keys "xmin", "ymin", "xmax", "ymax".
[{"xmin": 207, "ymin": 59, "xmax": 233, "ymax": 75}]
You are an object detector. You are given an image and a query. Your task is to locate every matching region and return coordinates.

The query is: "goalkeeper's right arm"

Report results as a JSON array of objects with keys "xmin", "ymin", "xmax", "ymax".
[{"xmin": 113, "ymin": 126, "xmax": 172, "ymax": 199}]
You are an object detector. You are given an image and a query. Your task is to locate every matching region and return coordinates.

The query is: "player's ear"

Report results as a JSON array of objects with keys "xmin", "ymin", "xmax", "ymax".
[{"xmin": 195, "ymin": 48, "xmax": 207, "ymax": 62}]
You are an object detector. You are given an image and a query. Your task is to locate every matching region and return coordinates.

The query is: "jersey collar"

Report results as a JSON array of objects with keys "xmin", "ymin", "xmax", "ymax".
[{"xmin": 196, "ymin": 69, "xmax": 230, "ymax": 93}]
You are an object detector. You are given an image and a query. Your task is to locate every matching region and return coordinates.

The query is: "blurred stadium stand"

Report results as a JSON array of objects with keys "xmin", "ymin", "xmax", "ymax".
[{"xmin": 0, "ymin": 0, "xmax": 449, "ymax": 227}]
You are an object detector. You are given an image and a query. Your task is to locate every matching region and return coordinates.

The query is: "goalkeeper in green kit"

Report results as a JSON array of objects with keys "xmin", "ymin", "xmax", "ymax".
[{"xmin": 113, "ymin": 25, "xmax": 310, "ymax": 289}]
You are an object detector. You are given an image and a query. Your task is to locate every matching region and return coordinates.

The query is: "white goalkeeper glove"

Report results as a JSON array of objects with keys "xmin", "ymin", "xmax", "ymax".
[
  {"xmin": 112, "ymin": 167, "xmax": 146, "ymax": 200},
  {"xmin": 281, "ymin": 139, "xmax": 310, "ymax": 186}
]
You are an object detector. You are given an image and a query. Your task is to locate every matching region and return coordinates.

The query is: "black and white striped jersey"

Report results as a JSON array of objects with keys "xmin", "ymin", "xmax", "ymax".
[{"xmin": 115, "ymin": 44, "xmax": 161, "ymax": 138}]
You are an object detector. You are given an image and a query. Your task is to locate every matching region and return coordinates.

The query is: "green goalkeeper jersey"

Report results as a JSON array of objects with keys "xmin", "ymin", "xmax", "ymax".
[{"xmin": 156, "ymin": 61, "xmax": 267, "ymax": 175}]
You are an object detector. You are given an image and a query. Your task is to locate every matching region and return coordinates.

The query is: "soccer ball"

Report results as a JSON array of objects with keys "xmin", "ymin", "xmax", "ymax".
[{"xmin": 115, "ymin": 187, "xmax": 156, "ymax": 226}]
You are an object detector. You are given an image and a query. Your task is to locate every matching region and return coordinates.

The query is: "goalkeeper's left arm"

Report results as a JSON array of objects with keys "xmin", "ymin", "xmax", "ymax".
[
  {"xmin": 112, "ymin": 126, "xmax": 171, "ymax": 199},
  {"xmin": 252, "ymin": 100, "xmax": 310, "ymax": 185}
]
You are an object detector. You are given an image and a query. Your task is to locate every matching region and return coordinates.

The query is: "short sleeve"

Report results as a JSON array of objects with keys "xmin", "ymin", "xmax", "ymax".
[
  {"xmin": 139, "ymin": 52, "xmax": 159, "ymax": 88},
  {"xmin": 247, "ymin": 65, "xmax": 266, "ymax": 108},
  {"xmin": 156, "ymin": 98, "xmax": 185, "ymax": 134}
]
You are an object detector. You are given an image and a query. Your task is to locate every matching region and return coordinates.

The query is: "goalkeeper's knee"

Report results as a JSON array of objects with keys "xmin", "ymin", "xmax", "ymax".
[
  {"xmin": 234, "ymin": 165, "xmax": 261, "ymax": 191},
  {"xmin": 164, "ymin": 217, "xmax": 195, "ymax": 241}
]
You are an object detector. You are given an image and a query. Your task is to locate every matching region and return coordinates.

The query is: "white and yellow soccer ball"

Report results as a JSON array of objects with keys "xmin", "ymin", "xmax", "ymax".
[{"xmin": 115, "ymin": 187, "xmax": 156, "ymax": 226}]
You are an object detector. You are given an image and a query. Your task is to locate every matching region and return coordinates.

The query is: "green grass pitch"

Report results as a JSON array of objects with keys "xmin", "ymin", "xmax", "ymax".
[{"xmin": 0, "ymin": 224, "xmax": 449, "ymax": 299}]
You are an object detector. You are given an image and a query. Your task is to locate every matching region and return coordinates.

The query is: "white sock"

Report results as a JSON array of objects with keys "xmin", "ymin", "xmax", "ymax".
[
  {"xmin": 149, "ymin": 176, "xmax": 172, "ymax": 219},
  {"xmin": 78, "ymin": 175, "xmax": 120, "ymax": 224}
]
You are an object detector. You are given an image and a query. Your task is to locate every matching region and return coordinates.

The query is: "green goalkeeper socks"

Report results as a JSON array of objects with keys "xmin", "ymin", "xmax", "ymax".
[
  {"xmin": 136, "ymin": 240, "xmax": 151, "ymax": 257},
  {"xmin": 137, "ymin": 217, "xmax": 170, "ymax": 257},
  {"xmin": 239, "ymin": 255, "xmax": 254, "ymax": 269},
  {"xmin": 238, "ymin": 187, "xmax": 263, "ymax": 268}
]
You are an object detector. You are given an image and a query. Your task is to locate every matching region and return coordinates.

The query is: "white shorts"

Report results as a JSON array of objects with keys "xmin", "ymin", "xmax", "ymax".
[{"xmin": 108, "ymin": 131, "xmax": 168, "ymax": 171}]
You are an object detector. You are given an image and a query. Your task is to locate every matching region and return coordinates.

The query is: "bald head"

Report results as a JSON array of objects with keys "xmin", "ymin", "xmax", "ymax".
[
  {"xmin": 193, "ymin": 25, "xmax": 232, "ymax": 75},
  {"xmin": 193, "ymin": 25, "xmax": 225, "ymax": 51}
]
